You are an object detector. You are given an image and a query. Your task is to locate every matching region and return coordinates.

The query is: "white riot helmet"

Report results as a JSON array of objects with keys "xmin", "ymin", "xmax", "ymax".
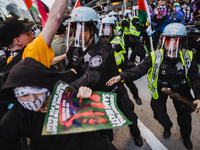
[
  {"xmin": 132, "ymin": 6, "xmax": 138, "ymax": 16},
  {"xmin": 105, "ymin": 14, "xmax": 109, "ymax": 18},
  {"xmin": 66, "ymin": 6, "xmax": 99, "ymax": 49},
  {"xmin": 110, "ymin": 16, "xmax": 117, "ymax": 24},
  {"xmin": 118, "ymin": 11, "xmax": 123, "ymax": 16},
  {"xmin": 124, "ymin": 9, "xmax": 132, "ymax": 19},
  {"xmin": 158, "ymin": 23, "xmax": 188, "ymax": 58},
  {"xmin": 99, "ymin": 17, "xmax": 115, "ymax": 37},
  {"xmin": 109, "ymin": 11, "xmax": 117, "ymax": 18}
]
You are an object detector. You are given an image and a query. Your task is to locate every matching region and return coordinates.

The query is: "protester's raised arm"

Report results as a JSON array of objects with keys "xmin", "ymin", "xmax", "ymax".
[{"xmin": 42, "ymin": 0, "xmax": 68, "ymax": 47}]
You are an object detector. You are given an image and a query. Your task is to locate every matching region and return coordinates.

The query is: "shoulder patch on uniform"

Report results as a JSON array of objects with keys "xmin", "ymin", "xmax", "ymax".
[{"xmin": 89, "ymin": 55, "xmax": 102, "ymax": 67}]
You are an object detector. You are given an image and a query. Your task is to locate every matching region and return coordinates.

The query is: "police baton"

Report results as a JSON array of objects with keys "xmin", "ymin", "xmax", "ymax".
[{"xmin": 161, "ymin": 87, "xmax": 197, "ymax": 110}]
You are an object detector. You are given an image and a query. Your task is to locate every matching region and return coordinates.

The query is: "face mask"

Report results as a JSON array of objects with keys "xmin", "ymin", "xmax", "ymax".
[
  {"xmin": 14, "ymin": 86, "xmax": 50, "ymax": 111},
  {"xmin": 128, "ymin": 13, "xmax": 132, "ymax": 19},
  {"xmin": 17, "ymin": 92, "xmax": 50, "ymax": 111},
  {"xmin": 157, "ymin": 9, "xmax": 166, "ymax": 18}
]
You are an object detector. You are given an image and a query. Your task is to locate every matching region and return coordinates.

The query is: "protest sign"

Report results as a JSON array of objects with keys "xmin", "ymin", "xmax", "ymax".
[{"xmin": 42, "ymin": 80, "xmax": 131, "ymax": 135}]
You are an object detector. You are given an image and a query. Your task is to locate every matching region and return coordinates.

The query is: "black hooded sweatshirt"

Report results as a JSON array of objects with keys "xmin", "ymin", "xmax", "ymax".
[{"xmin": 0, "ymin": 58, "xmax": 113, "ymax": 150}]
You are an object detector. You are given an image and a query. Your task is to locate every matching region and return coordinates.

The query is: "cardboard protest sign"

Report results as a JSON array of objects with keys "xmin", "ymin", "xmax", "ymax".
[{"xmin": 42, "ymin": 80, "xmax": 131, "ymax": 135}]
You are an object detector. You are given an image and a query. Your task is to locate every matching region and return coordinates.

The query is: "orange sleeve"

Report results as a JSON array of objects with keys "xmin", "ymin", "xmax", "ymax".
[
  {"xmin": 6, "ymin": 57, "xmax": 13, "ymax": 64},
  {"xmin": 22, "ymin": 33, "xmax": 55, "ymax": 68}
]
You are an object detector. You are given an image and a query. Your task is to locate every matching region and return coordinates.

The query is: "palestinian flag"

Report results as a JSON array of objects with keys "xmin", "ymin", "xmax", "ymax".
[
  {"xmin": 23, "ymin": 0, "xmax": 49, "ymax": 26},
  {"xmin": 138, "ymin": 0, "xmax": 151, "ymax": 25}
]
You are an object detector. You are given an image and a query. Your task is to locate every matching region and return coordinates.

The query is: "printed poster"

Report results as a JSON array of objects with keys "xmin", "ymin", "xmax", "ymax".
[{"xmin": 42, "ymin": 80, "xmax": 132, "ymax": 135}]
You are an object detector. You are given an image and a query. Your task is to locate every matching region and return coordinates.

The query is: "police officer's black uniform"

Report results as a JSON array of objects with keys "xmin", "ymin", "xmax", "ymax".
[
  {"xmin": 66, "ymin": 37, "xmax": 142, "ymax": 146},
  {"xmin": 121, "ymin": 19, "xmax": 130, "ymax": 62},
  {"xmin": 119, "ymin": 51, "xmax": 200, "ymax": 148},
  {"xmin": 129, "ymin": 17, "xmax": 147, "ymax": 63}
]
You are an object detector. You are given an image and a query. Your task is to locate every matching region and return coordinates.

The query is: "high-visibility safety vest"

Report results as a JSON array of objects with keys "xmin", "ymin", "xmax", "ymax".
[
  {"xmin": 110, "ymin": 36, "xmax": 126, "ymax": 66},
  {"xmin": 116, "ymin": 25, "xmax": 122, "ymax": 35},
  {"xmin": 116, "ymin": 25, "xmax": 125, "ymax": 48},
  {"xmin": 147, "ymin": 49, "xmax": 193, "ymax": 99},
  {"xmin": 130, "ymin": 16, "xmax": 141, "ymax": 36},
  {"xmin": 120, "ymin": 18, "xmax": 130, "ymax": 35},
  {"xmin": 114, "ymin": 23, "xmax": 120, "ymax": 36}
]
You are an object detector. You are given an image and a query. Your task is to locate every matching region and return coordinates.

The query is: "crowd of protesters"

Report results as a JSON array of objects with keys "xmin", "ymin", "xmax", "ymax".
[
  {"xmin": 0, "ymin": 0, "xmax": 200, "ymax": 150},
  {"xmin": 149, "ymin": 0, "xmax": 199, "ymax": 24}
]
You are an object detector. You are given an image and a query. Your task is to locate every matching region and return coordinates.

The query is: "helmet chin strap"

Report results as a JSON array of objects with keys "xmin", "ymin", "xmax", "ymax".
[{"xmin": 84, "ymin": 27, "xmax": 94, "ymax": 46}]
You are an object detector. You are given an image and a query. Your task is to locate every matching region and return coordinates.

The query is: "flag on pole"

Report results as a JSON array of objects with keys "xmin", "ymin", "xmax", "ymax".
[
  {"xmin": 138, "ymin": 0, "xmax": 151, "ymax": 25},
  {"xmin": 71, "ymin": 0, "xmax": 84, "ymax": 14},
  {"xmin": 138, "ymin": 0, "xmax": 154, "ymax": 51},
  {"xmin": 23, "ymin": 0, "xmax": 49, "ymax": 26}
]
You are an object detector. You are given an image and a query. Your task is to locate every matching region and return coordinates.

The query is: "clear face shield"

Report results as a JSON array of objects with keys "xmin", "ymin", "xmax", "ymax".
[
  {"xmin": 111, "ymin": 15, "xmax": 117, "ymax": 19},
  {"xmin": 132, "ymin": 10, "xmax": 138, "ymax": 16},
  {"xmin": 158, "ymin": 36, "xmax": 188, "ymax": 58},
  {"xmin": 66, "ymin": 22, "xmax": 99, "ymax": 49},
  {"xmin": 66, "ymin": 22, "xmax": 85, "ymax": 48},
  {"xmin": 128, "ymin": 13, "xmax": 132, "ymax": 19},
  {"xmin": 99, "ymin": 24, "xmax": 114, "ymax": 37}
]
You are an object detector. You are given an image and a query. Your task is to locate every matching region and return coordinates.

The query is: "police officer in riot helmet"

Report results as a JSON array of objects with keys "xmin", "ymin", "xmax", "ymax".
[
  {"xmin": 100, "ymin": 16, "xmax": 143, "ymax": 145},
  {"xmin": 100, "ymin": 17, "xmax": 142, "ymax": 105},
  {"xmin": 65, "ymin": 7, "xmax": 143, "ymax": 146},
  {"xmin": 99, "ymin": 17, "xmax": 116, "ymax": 42},
  {"xmin": 106, "ymin": 23, "xmax": 200, "ymax": 149},
  {"xmin": 120, "ymin": 10, "xmax": 132, "ymax": 62},
  {"xmin": 118, "ymin": 11, "xmax": 123, "ymax": 23}
]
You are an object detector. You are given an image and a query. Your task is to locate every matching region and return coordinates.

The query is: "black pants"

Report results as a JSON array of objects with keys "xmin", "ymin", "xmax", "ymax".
[
  {"xmin": 118, "ymin": 63, "xmax": 139, "ymax": 98},
  {"xmin": 117, "ymin": 84, "xmax": 141, "ymax": 138},
  {"xmin": 151, "ymin": 89, "xmax": 193, "ymax": 140},
  {"xmin": 125, "ymin": 81, "xmax": 138, "ymax": 98},
  {"xmin": 124, "ymin": 35, "xmax": 129, "ymax": 63},
  {"xmin": 129, "ymin": 46, "xmax": 145, "ymax": 63},
  {"xmin": 129, "ymin": 36, "xmax": 145, "ymax": 63},
  {"xmin": 141, "ymin": 31, "xmax": 151, "ymax": 54},
  {"xmin": 153, "ymin": 32, "xmax": 160, "ymax": 50}
]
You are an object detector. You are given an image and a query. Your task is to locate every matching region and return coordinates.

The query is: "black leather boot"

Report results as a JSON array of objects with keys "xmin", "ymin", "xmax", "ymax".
[
  {"xmin": 183, "ymin": 139, "xmax": 193, "ymax": 149},
  {"xmin": 134, "ymin": 96, "xmax": 142, "ymax": 105},
  {"xmin": 163, "ymin": 127, "xmax": 171, "ymax": 138},
  {"xmin": 134, "ymin": 136, "xmax": 143, "ymax": 147}
]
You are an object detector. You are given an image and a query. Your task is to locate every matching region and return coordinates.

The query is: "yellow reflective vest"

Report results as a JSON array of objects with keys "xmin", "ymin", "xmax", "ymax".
[
  {"xmin": 147, "ymin": 49, "xmax": 193, "ymax": 99},
  {"xmin": 110, "ymin": 36, "xmax": 126, "ymax": 66},
  {"xmin": 120, "ymin": 18, "xmax": 130, "ymax": 35},
  {"xmin": 130, "ymin": 16, "xmax": 141, "ymax": 36}
]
